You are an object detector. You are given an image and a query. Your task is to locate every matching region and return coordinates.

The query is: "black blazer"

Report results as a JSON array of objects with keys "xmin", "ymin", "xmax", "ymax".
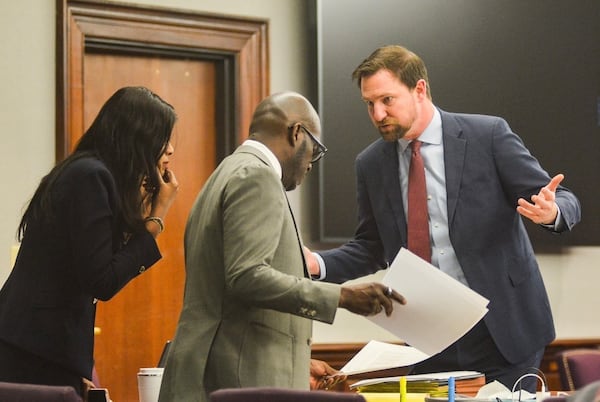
[
  {"xmin": 320, "ymin": 109, "xmax": 581, "ymax": 364},
  {"xmin": 0, "ymin": 157, "xmax": 161, "ymax": 379}
]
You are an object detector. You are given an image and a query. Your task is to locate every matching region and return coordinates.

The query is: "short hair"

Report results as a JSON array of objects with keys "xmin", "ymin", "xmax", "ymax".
[{"xmin": 352, "ymin": 45, "xmax": 432, "ymax": 99}]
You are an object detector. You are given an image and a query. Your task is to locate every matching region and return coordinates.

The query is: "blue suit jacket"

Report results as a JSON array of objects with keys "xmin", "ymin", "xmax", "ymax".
[{"xmin": 320, "ymin": 110, "xmax": 581, "ymax": 364}]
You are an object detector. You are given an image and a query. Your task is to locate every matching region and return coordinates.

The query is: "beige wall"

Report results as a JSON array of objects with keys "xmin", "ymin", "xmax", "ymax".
[
  {"xmin": 1, "ymin": 1, "xmax": 56, "ymax": 284},
  {"xmin": 1, "ymin": 0, "xmax": 599, "ymax": 344}
]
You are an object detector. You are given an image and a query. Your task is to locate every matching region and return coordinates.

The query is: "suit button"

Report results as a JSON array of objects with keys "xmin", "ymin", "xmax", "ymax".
[
  {"xmin": 307, "ymin": 337, "xmax": 313, "ymax": 346},
  {"xmin": 139, "ymin": 265, "xmax": 146, "ymax": 273}
]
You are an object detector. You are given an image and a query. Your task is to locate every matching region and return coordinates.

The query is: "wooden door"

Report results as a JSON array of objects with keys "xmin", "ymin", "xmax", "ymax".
[
  {"xmin": 82, "ymin": 53, "xmax": 216, "ymax": 401},
  {"xmin": 57, "ymin": 2, "xmax": 269, "ymax": 401}
]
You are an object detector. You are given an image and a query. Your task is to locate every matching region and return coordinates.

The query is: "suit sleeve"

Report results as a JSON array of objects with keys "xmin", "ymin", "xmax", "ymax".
[
  {"xmin": 490, "ymin": 117, "xmax": 581, "ymax": 232},
  {"xmin": 67, "ymin": 164, "xmax": 161, "ymax": 301},
  {"xmin": 318, "ymin": 153, "xmax": 387, "ymax": 284}
]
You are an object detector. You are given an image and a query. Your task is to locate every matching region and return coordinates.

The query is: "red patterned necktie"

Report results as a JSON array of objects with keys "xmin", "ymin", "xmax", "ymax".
[{"xmin": 407, "ymin": 140, "xmax": 431, "ymax": 262}]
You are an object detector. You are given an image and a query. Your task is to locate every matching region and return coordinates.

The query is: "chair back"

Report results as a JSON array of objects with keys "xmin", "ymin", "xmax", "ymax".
[
  {"xmin": 567, "ymin": 379, "xmax": 600, "ymax": 402},
  {"xmin": 210, "ymin": 387, "xmax": 366, "ymax": 402},
  {"xmin": 556, "ymin": 348, "xmax": 600, "ymax": 391},
  {"xmin": 0, "ymin": 381, "xmax": 82, "ymax": 402}
]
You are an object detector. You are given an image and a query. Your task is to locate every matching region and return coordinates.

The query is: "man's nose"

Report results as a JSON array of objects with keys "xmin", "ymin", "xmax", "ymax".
[{"xmin": 372, "ymin": 103, "xmax": 387, "ymax": 121}]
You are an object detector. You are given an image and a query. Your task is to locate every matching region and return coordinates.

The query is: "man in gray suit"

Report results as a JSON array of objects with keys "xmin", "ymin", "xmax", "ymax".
[{"xmin": 158, "ymin": 91, "xmax": 405, "ymax": 402}]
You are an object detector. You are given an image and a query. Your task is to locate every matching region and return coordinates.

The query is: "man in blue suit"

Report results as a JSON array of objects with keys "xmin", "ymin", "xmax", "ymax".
[{"xmin": 307, "ymin": 45, "xmax": 581, "ymax": 392}]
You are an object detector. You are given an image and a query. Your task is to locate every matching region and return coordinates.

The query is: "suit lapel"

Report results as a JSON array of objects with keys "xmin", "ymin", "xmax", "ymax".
[
  {"xmin": 440, "ymin": 111, "xmax": 466, "ymax": 227},
  {"xmin": 283, "ymin": 191, "xmax": 310, "ymax": 278}
]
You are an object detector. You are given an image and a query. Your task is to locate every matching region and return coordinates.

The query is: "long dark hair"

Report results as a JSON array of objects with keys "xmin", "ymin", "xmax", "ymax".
[{"xmin": 18, "ymin": 86, "xmax": 176, "ymax": 240}]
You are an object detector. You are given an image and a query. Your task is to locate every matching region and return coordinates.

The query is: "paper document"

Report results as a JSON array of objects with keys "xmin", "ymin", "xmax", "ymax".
[
  {"xmin": 340, "ymin": 340, "xmax": 429, "ymax": 375},
  {"xmin": 362, "ymin": 248, "xmax": 488, "ymax": 366},
  {"xmin": 340, "ymin": 249, "xmax": 489, "ymax": 374}
]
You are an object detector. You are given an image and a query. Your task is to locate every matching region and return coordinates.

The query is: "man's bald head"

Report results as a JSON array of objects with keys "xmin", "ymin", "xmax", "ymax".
[
  {"xmin": 249, "ymin": 91, "xmax": 320, "ymax": 138},
  {"xmin": 247, "ymin": 91, "xmax": 323, "ymax": 191}
]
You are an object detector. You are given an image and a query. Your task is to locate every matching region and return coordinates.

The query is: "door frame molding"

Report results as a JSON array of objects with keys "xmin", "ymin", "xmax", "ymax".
[{"xmin": 56, "ymin": 0, "xmax": 269, "ymax": 160}]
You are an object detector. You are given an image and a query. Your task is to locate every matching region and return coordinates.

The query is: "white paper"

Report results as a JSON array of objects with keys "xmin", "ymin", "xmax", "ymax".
[
  {"xmin": 340, "ymin": 340, "xmax": 430, "ymax": 375},
  {"xmin": 368, "ymin": 248, "xmax": 489, "ymax": 356}
]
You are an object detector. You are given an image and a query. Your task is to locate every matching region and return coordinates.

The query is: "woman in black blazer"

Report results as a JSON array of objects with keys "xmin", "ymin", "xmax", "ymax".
[{"xmin": 0, "ymin": 86, "xmax": 179, "ymax": 398}]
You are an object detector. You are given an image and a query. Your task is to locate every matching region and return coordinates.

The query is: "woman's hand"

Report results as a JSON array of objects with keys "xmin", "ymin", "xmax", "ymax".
[
  {"xmin": 144, "ymin": 167, "xmax": 179, "ymax": 236},
  {"xmin": 152, "ymin": 167, "xmax": 179, "ymax": 215}
]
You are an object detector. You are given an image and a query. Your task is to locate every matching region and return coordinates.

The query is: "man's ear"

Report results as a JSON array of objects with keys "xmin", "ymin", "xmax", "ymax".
[
  {"xmin": 415, "ymin": 79, "xmax": 428, "ymax": 98},
  {"xmin": 287, "ymin": 124, "xmax": 299, "ymax": 147}
]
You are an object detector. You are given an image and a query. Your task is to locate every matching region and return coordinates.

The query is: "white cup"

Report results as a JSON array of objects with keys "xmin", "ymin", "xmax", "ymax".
[{"xmin": 137, "ymin": 367, "xmax": 164, "ymax": 402}]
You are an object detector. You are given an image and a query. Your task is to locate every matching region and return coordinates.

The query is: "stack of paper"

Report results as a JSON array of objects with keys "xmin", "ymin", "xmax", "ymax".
[{"xmin": 351, "ymin": 371, "xmax": 485, "ymax": 397}]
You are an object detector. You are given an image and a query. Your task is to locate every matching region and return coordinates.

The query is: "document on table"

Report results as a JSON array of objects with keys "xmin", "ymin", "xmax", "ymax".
[
  {"xmin": 341, "ymin": 248, "xmax": 489, "ymax": 374},
  {"xmin": 340, "ymin": 340, "xmax": 430, "ymax": 375}
]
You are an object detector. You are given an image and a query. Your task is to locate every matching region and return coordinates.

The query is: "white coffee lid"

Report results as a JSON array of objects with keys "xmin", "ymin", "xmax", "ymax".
[{"xmin": 138, "ymin": 367, "xmax": 164, "ymax": 375}]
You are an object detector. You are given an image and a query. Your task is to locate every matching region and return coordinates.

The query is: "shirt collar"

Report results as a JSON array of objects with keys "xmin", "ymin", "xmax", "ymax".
[
  {"xmin": 242, "ymin": 139, "xmax": 282, "ymax": 179},
  {"xmin": 398, "ymin": 107, "xmax": 442, "ymax": 152}
]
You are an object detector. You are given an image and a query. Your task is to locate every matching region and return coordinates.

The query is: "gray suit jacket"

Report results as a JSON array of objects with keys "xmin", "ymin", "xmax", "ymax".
[
  {"xmin": 158, "ymin": 145, "xmax": 341, "ymax": 402},
  {"xmin": 320, "ymin": 110, "xmax": 581, "ymax": 364}
]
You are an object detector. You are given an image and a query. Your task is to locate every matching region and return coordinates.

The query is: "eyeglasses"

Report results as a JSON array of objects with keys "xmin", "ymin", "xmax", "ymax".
[{"xmin": 290, "ymin": 123, "xmax": 328, "ymax": 163}]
